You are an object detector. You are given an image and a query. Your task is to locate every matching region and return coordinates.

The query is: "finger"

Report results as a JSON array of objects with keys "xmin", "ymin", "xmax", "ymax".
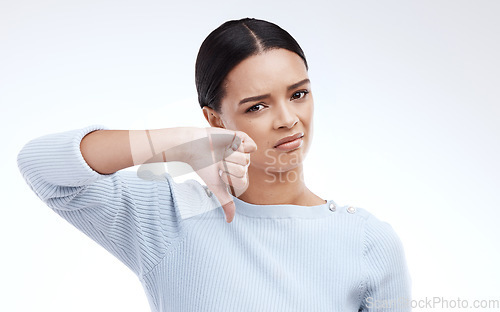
[
  {"xmin": 223, "ymin": 200, "xmax": 235, "ymax": 223},
  {"xmin": 210, "ymin": 179, "xmax": 236, "ymax": 223},
  {"xmin": 194, "ymin": 163, "xmax": 236, "ymax": 223},
  {"xmin": 208, "ymin": 132, "xmax": 240, "ymax": 162},
  {"xmin": 219, "ymin": 161, "xmax": 247, "ymax": 179},
  {"xmin": 219, "ymin": 169, "xmax": 249, "ymax": 189},
  {"xmin": 230, "ymin": 131, "xmax": 239, "ymax": 149},
  {"xmin": 223, "ymin": 148, "xmax": 250, "ymax": 166},
  {"xmin": 220, "ymin": 158, "xmax": 236, "ymax": 198},
  {"xmin": 235, "ymin": 131, "xmax": 258, "ymax": 153}
]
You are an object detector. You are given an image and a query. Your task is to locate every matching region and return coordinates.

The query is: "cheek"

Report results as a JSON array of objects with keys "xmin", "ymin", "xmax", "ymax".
[
  {"xmin": 237, "ymin": 121, "xmax": 266, "ymax": 149},
  {"xmin": 303, "ymin": 104, "xmax": 315, "ymax": 134},
  {"xmin": 304, "ymin": 102, "xmax": 314, "ymax": 121}
]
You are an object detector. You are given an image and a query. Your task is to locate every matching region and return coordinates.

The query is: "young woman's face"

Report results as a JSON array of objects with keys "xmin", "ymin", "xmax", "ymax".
[{"xmin": 218, "ymin": 48, "xmax": 314, "ymax": 173}]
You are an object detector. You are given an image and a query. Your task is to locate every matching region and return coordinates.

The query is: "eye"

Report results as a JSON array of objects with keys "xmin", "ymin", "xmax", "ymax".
[
  {"xmin": 291, "ymin": 90, "xmax": 309, "ymax": 100},
  {"xmin": 246, "ymin": 103, "xmax": 265, "ymax": 113}
]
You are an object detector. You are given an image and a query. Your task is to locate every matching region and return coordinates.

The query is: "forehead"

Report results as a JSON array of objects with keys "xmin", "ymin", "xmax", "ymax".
[{"xmin": 224, "ymin": 48, "xmax": 308, "ymax": 99}]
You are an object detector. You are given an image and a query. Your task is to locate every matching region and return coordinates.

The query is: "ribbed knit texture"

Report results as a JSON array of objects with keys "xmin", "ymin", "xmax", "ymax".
[{"xmin": 17, "ymin": 125, "xmax": 412, "ymax": 312}]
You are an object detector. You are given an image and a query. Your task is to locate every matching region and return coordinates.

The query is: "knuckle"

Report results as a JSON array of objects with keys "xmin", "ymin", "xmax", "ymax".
[
  {"xmin": 237, "ymin": 167, "xmax": 246, "ymax": 178},
  {"xmin": 238, "ymin": 154, "xmax": 247, "ymax": 164},
  {"xmin": 239, "ymin": 177, "xmax": 249, "ymax": 189}
]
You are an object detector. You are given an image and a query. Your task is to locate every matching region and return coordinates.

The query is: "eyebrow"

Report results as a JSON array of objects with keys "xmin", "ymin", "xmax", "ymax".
[{"xmin": 238, "ymin": 78, "xmax": 310, "ymax": 106}]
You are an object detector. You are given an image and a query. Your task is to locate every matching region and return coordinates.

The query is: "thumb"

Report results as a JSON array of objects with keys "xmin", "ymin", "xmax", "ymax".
[{"xmin": 209, "ymin": 177, "xmax": 236, "ymax": 223}]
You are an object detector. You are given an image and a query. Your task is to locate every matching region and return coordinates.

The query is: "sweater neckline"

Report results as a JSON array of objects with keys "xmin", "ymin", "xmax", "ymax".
[{"xmin": 231, "ymin": 195, "xmax": 339, "ymax": 219}]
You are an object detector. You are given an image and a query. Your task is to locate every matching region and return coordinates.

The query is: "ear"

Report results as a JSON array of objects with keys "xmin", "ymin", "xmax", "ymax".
[{"xmin": 202, "ymin": 106, "xmax": 225, "ymax": 128}]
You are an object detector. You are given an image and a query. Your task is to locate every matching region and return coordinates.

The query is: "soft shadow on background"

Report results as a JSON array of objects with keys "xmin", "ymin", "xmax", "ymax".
[{"xmin": 1, "ymin": 0, "xmax": 499, "ymax": 311}]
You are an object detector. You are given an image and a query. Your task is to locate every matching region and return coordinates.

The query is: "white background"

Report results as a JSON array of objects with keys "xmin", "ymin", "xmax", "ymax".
[{"xmin": 1, "ymin": 0, "xmax": 499, "ymax": 311}]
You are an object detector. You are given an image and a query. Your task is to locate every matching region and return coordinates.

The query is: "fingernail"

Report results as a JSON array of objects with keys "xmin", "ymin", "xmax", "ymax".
[
  {"xmin": 219, "ymin": 169, "xmax": 223, "ymax": 177},
  {"xmin": 231, "ymin": 143, "xmax": 238, "ymax": 151}
]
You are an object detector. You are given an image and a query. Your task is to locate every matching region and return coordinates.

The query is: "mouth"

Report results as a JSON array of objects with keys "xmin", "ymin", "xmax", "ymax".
[{"xmin": 274, "ymin": 132, "xmax": 305, "ymax": 149}]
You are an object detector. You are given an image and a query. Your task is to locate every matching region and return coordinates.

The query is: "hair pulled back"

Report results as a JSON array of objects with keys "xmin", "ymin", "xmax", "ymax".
[{"xmin": 195, "ymin": 17, "xmax": 308, "ymax": 114}]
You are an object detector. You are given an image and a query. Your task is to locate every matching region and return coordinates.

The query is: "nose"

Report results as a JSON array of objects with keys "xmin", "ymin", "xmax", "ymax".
[{"xmin": 273, "ymin": 100, "xmax": 299, "ymax": 129}]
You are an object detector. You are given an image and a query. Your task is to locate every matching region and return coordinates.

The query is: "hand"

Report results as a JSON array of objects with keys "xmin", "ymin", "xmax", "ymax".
[{"xmin": 186, "ymin": 127, "xmax": 257, "ymax": 223}]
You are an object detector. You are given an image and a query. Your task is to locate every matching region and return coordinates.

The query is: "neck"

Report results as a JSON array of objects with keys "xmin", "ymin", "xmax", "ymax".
[{"xmin": 236, "ymin": 164, "xmax": 324, "ymax": 206}]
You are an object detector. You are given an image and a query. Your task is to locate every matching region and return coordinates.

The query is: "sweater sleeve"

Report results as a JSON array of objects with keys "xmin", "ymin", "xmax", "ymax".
[
  {"xmin": 16, "ymin": 125, "xmax": 193, "ymax": 278},
  {"xmin": 360, "ymin": 214, "xmax": 412, "ymax": 311}
]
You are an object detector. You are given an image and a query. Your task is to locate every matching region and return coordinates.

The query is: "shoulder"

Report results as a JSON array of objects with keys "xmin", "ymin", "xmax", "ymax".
[
  {"xmin": 350, "ymin": 206, "xmax": 412, "ymax": 305},
  {"xmin": 340, "ymin": 205, "xmax": 405, "ymax": 255},
  {"xmin": 350, "ymin": 207, "xmax": 408, "ymax": 272}
]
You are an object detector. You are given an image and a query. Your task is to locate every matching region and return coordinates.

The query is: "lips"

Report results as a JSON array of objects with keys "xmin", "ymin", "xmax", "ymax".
[{"xmin": 274, "ymin": 132, "xmax": 304, "ymax": 148}]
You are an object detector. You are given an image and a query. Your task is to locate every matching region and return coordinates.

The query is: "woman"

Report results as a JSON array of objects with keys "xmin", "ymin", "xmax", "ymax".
[{"xmin": 17, "ymin": 17, "xmax": 411, "ymax": 311}]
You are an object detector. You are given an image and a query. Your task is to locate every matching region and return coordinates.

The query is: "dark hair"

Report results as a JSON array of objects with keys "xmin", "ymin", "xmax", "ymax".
[{"xmin": 195, "ymin": 17, "xmax": 308, "ymax": 114}]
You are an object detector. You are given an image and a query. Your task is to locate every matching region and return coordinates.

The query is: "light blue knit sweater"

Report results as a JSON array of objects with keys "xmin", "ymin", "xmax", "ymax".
[{"xmin": 17, "ymin": 124, "xmax": 412, "ymax": 312}]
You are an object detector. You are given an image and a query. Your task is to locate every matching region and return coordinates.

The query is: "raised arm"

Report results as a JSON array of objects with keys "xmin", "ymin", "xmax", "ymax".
[
  {"xmin": 17, "ymin": 124, "xmax": 257, "ymax": 278},
  {"xmin": 78, "ymin": 126, "xmax": 257, "ymax": 222},
  {"xmin": 16, "ymin": 125, "xmax": 210, "ymax": 277}
]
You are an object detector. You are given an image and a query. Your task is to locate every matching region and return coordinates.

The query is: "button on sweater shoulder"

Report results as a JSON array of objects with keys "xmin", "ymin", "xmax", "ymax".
[{"xmin": 16, "ymin": 124, "xmax": 412, "ymax": 312}]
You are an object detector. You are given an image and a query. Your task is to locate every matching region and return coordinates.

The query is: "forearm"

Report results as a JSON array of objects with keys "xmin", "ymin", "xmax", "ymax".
[{"xmin": 80, "ymin": 127, "xmax": 203, "ymax": 175}]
